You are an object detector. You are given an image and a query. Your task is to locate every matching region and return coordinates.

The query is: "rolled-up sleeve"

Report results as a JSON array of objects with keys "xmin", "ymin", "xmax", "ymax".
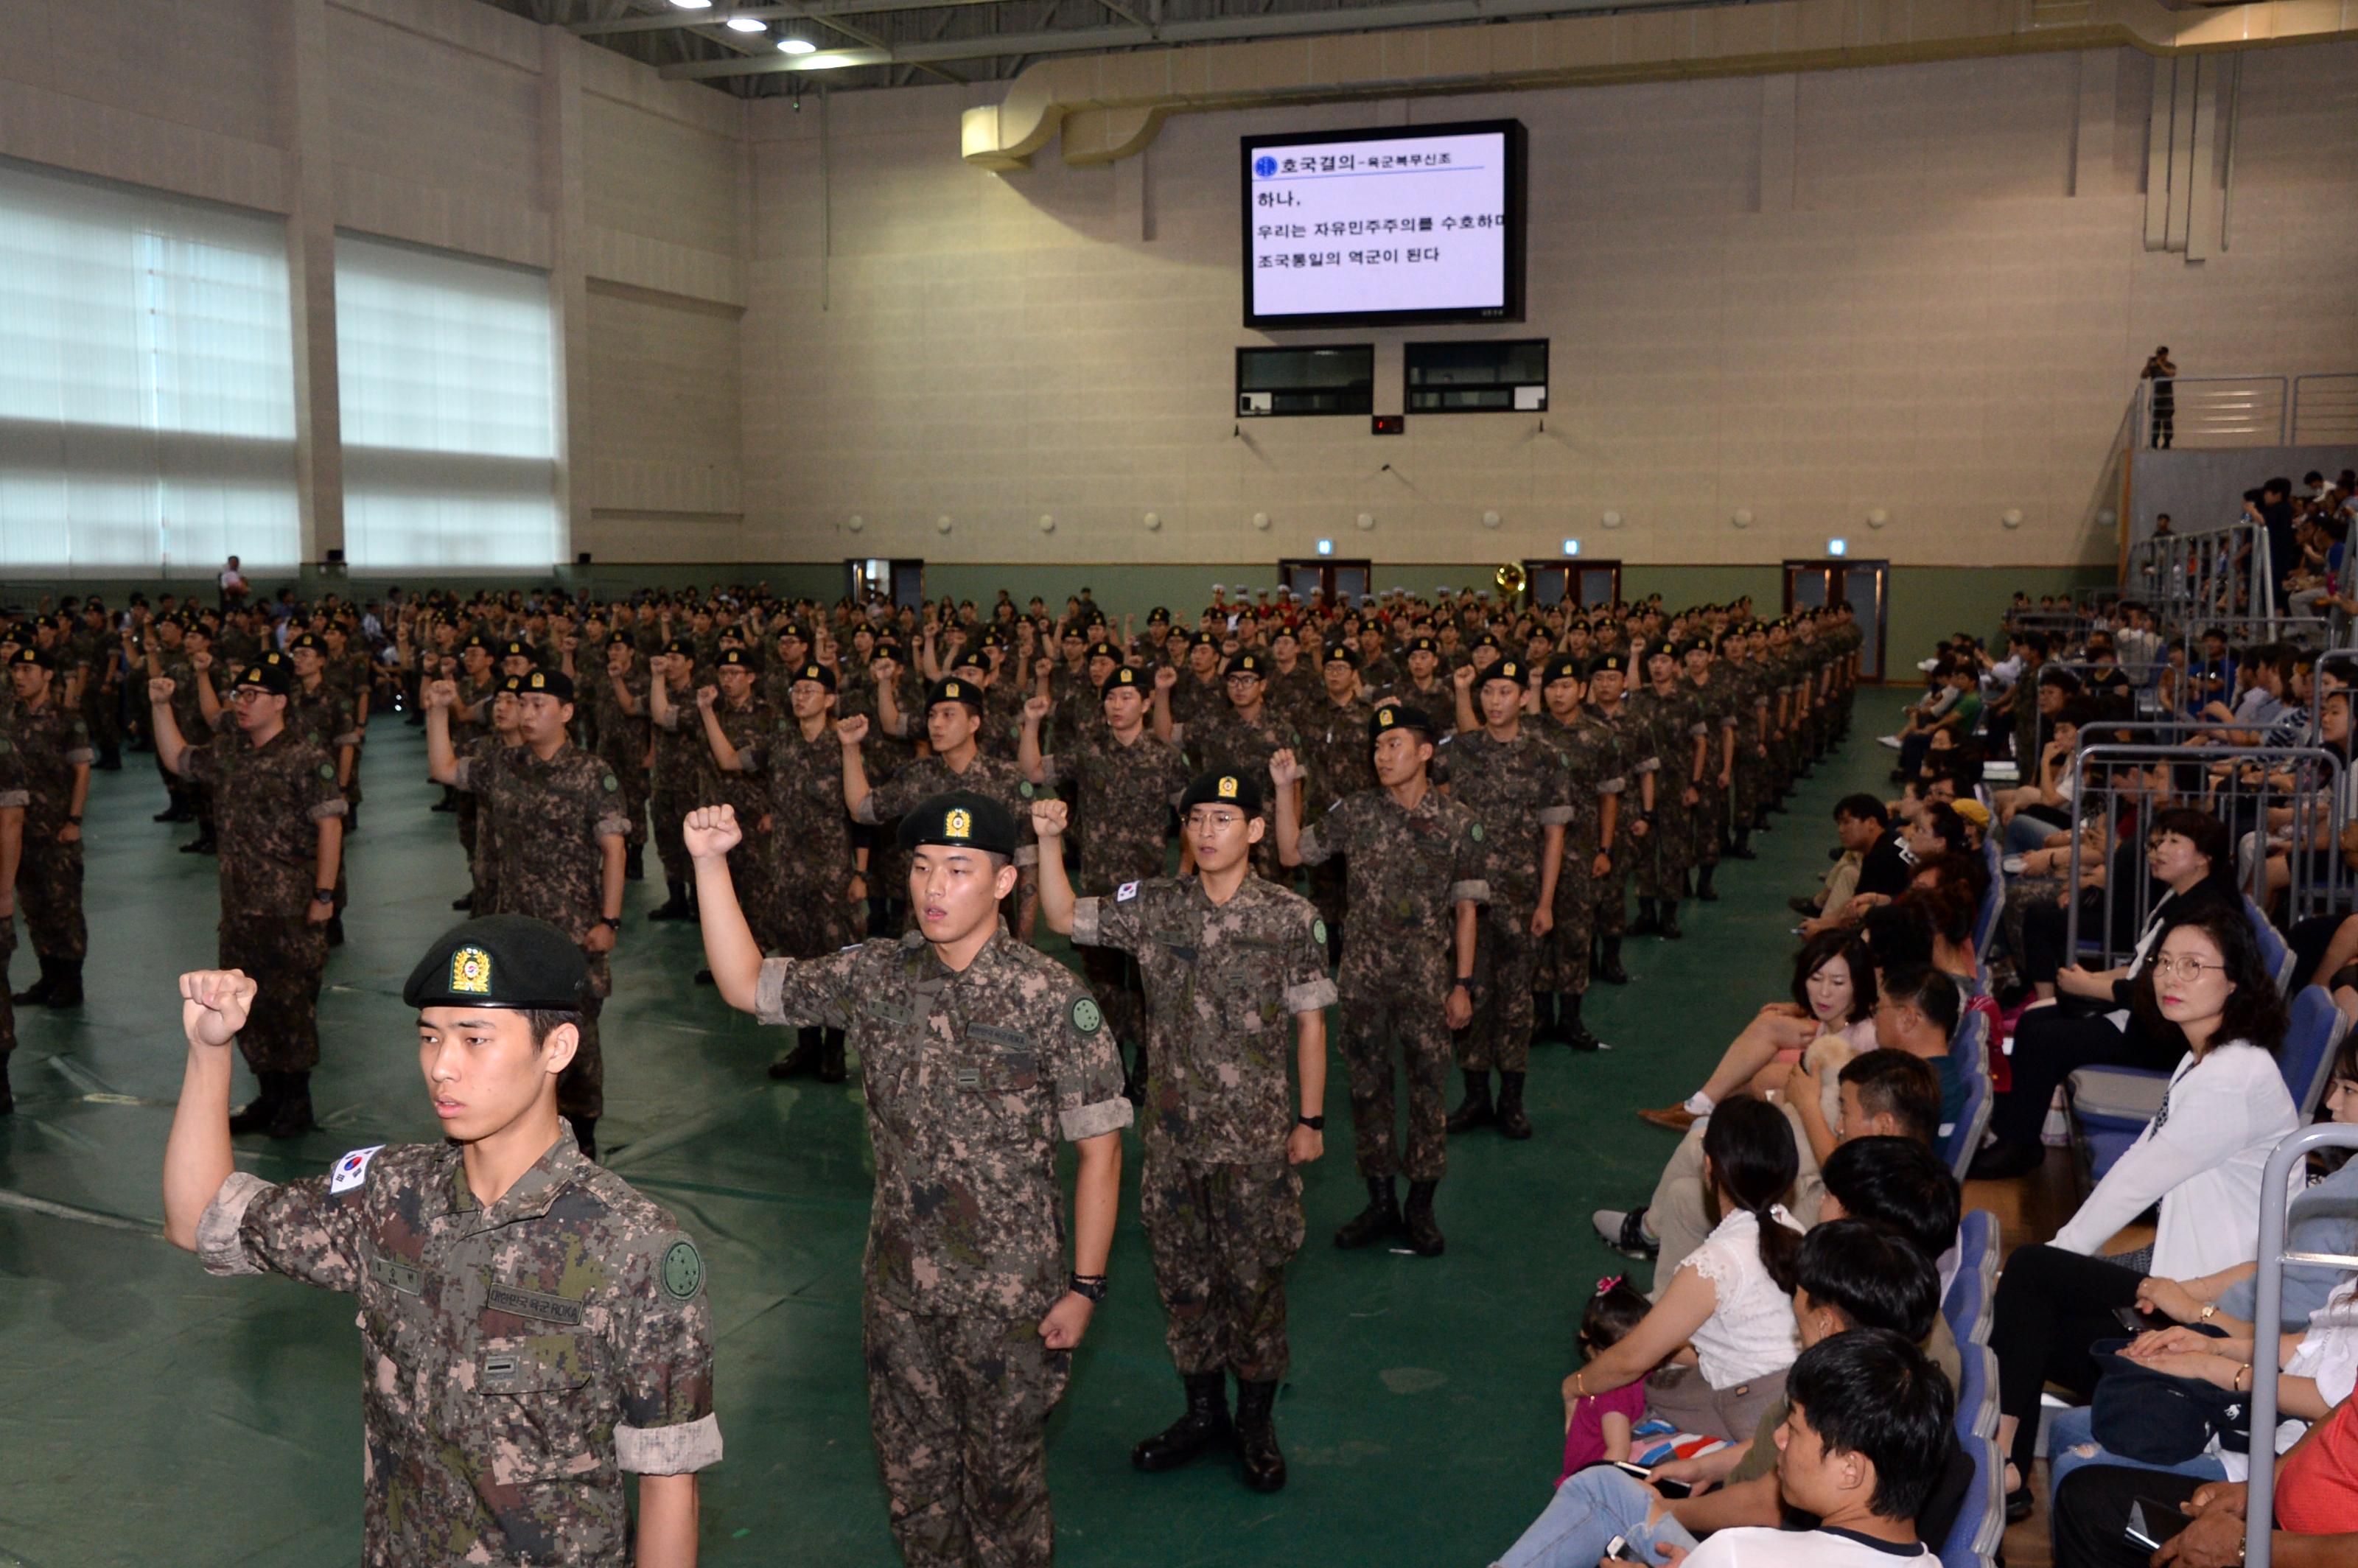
[
  {"xmin": 1450, "ymin": 878, "xmax": 1491, "ymax": 906},
  {"xmin": 753, "ymin": 951, "xmax": 860, "ymax": 1029},
  {"xmin": 1537, "ymin": 804, "xmax": 1573, "ymax": 827},
  {"xmin": 1598, "ymin": 774, "xmax": 1626, "ymax": 794},
  {"xmin": 1049, "ymin": 984, "xmax": 1134, "ymax": 1142},
  {"xmin": 195, "ymin": 1171, "xmax": 276, "ymax": 1277},
  {"xmin": 611, "ymin": 1230, "xmax": 722, "ymax": 1476}
]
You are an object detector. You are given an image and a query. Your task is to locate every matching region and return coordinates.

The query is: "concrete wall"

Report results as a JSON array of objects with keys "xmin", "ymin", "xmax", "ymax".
[{"xmin": 0, "ymin": 0, "xmax": 748, "ymax": 569}]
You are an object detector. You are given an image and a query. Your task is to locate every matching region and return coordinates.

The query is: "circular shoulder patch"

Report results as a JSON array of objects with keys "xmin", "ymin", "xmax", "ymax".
[
  {"xmin": 602, "ymin": 773, "xmax": 620, "ymax": 793},
  {"xmin": 1019, "ymin": 780, "xmax": 1035, "ymax": 799},
  {"xmin": 661, "ymin": 1239, "xmax": 704, "ymax": 1300},
  {"xmin": 318, "ymin": 762, "xmax": 337, "ymax": 781},
  {"xmin": 1071, "ymin": 995, "xmax": 1103, "ymax": 1035},
  {"xmin": 1312, "ymin": 917, "xmax": 1327, "ymax": 946},
  {"xmin": 1469, "ymin": 821, "xmax": 1486, "ymax": 842}
]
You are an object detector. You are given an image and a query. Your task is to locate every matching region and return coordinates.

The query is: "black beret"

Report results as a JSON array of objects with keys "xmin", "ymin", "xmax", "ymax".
[
  {"xmin": 1101, "ymin": 665, "xmax": 1146, "ymax": 699},
  {"xmin": 789, "ymin": 660, "xmax": 836, "ymax": 692},
  {"xmin": 663, "ymin": 637, "xmax": 699, "ymax": 659},
  {"xmin": 1483, "ymin": 657, "xmax": 1529, "ymax": 688},
  {"xmin": 288, "ymin": 632, "xmax": 325, "ymax": 653},
  {"xmin": 1180, "ymin": 769, "xmax": 1263, "ymax": 815},
  {"xmin": 461, "ymin": 634, "xmax": 491, "ymax": 652},
  {"xmin": 1542, "ymin": 654, "xmax": 1584, "ymax": 685},
  {"xmin": 774, "ymin": 621, "xmax": 808, "ymax": 641},
  {"xmin": 1147, "ymin": 606, "xmax": 1172, "ymax": 624},
  {"xmin": 1321, "ymin": 643, "xmax": 1360, "ymax": 668},
  {"xmin": 1590, "ymin": 652, "xmax": 1629, "ymax": 674},
  {"xmin": 233, "ymin": 651, "xmax": 293, "ymax": 694},
  {"xmin": 895, "ymin": 789, "xmax": 1018, "ymax": 858},
  {"xmin": 1407, "ymin": 635, "xmax": 1439, "ymax": 655},
  {"xmin": 715, "ymin": 648, "xmax": 752, "ymax": 670},
  {"xmin": 604, "ymin": 630, "xmax": 634, "ymax": 650},
  {"xmin": 520, "ymin": 668, "xmax": 575, "ymax": 701},
  {"xmin": 500, "ymin": 639, "xmax": 535, "ymax": 662},
  {"xmin": 1225, "ymin": 652, "xmax": 1267, "ymax": 679},
  {"xmin": 403, "ymin": 915, "xmax": 590, "ymax": 1011},
  {"xmin": 926, "ymin": 677, "xmax": 986, "ymax": 714},
  {"xmin": 8, "ymin": 645, "xmax": 53, "ymax": 672},
  {"xmin": 1085, "ymin": 642, "xmax": 1120, "ymax": 663},
  {"xmin": 1370, "ymin": 701, "xmax": 1436, "ymax": 743}
]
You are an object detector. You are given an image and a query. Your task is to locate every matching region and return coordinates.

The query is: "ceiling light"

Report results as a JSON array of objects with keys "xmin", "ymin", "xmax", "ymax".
[
  {"xmin": 724, "ymin": 13, "xmax": 767, "ymax": 29},
  {"xmin": 777, "ymin": 35, "xmax": 817, "ymax": 54},
  {"xmin": 668, "ymin": 0, "xmax": 713, "ymax": 10}
]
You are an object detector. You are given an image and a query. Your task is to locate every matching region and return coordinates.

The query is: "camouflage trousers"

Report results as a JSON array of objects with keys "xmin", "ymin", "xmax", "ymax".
[
  {"xmin": 1534, "ymin": 864, "xmax": 1594, "ymax": 995},
  {"xmin": 1461, "ymin": 900, "xmax": 1542, "ymax": 1074},
  {"xmin": 1592, "ymin": 844, "xmax": 1629, "ymax": 939},
  {"xmin": 1691, "ymin": 780, "xmax": 1729, "ymax": 867},
  {"xmin": 1336, "ymin": 949, "xmax": 1452, "ymax": 1182},
  {"xmin": 18, "ymin": 834, "xmax": 85, "ymax": 963},
  {"xmin": 220, "ymin": 913, "xmax": 329, "ymax": 1073},
  {"xmin": 1637, "ymin": 802, "xmax": 1694, "ymax": 901},
  {"xmin": 651, "ymin": 781, "xmax": 697, "ymax": 884},
  {"xmin": 863, "ymin": 1294, "xmax": 1071, "ymax": 1568},
  {"xmin": 0, "ymin": 915, "xmax": 15, "ymax": 1063},
  {"xmin": 557, "ymin": 950, "xmax": 611, "ymax": 1120},
  {"xmin": 455, "ymin": 788, "xmax": 479, "ymax": 858},
  {"xmin": 1139, "ymin": 1141, "xmax": 1304, "ymax": 1382}
]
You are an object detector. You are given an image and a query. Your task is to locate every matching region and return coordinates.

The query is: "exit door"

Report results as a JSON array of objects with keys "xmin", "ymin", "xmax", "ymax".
[
  {"xmin": 1783, "ymin": 558, "xmax": 1889, "ymax": 680},
  {"xmin": 1279, "ymin": 558, "xmax": 1372, "ymax": 607},
  {"xmin": 1523, "ymin": 560, "xmax": 1622, "ymax": 609},
  {"xmin": 849, "ymin": 558, "xmax": 925, "ymax": 610}
]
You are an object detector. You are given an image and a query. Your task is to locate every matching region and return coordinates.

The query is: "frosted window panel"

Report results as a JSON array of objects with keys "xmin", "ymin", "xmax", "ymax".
[
  {"xmin": 0, "ymin": 158, "xmax": 298, "ymax": 573},
  {"xmin": 335, "ymin": 234, "xmax": 560, "ymax": 570}
]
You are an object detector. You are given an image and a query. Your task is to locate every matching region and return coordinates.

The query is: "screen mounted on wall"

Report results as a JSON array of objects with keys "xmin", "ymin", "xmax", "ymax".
[{"xmin": 1242, "ymin": 119, "xmax": 1527, "ymax": 330}]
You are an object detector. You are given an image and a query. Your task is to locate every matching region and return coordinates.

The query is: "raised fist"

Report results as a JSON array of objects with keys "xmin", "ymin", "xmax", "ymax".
[
  {"xmin": 424, "ymin": 679, "xmax": 458, "ymax": 711},
  {"xmin": 872, "ymin": 659, "xmax": 898, "ymax": 685},
  {"xmin": 683, "ymin": 803, "xmax": 741, "ymax": 860},
  {"xmin": 836, "ymin": 714, "xmax": 871, "ymax": 747},
  {"xmin": 190, "ymin": 650, "xmax": 213, "ymax": 673},
  {"xmin": 179, "ymin": 968, "xmax": 258, "ymax": 1049},
  {"xmin": 1024, "ymin": 694, "xmax": 1052, "ymax": 724},
  {"xmin": 1036, "ymin": 657, "xmax": 1054, "ymax": 679},
  {"xmin": 1269, "ymin": 748, "xmax": 1305, "ymax": 788},
  {"xmin": 695, "ymin": 685, "xmax": 718, "ymax": 710},
  {"xmin": 147, "ymin": 676, "xmax": 175, "ymax": 704},
  {"xmin": 1155, "ymin": 665, "xmax": 1179, "ymax": 692},
  {"xmin": 1029, "ymin": 798, "xmax": 1070, "ymax": 839},
  {"xmin": 1453, "ymin": 664, "xmax": 1477, "ymax": 691}
]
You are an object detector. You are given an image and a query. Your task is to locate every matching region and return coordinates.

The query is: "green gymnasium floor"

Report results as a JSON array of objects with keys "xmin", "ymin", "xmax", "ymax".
[{"xmin": 0, "ymin": 717, "xmax": 1895, "ymax": 1568}]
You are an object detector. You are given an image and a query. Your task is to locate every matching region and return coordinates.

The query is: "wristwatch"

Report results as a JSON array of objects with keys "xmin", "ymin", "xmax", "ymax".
[
  {"xmin": 1296, "ymin": 1113, "xmax": 1325, "ymax": 1131},
  {"xmin": 312, "ymin": 889, "xmax": 336, "ymax": 906},
  {"xmin": 1067, "ymin": 1273, "xmax": 1108, "ymax": 1303},
  {"xmin": 593, "ymin": 916, "xmax": 619, "ymax": 931}
]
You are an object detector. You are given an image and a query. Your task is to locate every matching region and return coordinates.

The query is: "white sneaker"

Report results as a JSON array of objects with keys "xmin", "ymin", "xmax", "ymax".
[{"xmin": 1878, "ymin": 735, "xmax": 1904, "ymax": 750}]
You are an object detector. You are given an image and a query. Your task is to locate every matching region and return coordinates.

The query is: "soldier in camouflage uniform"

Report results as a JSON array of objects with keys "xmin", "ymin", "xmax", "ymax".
[
  {"xmin": 1626, "ymin": 644, "xmax": 1707, "ymax": 941},
  {"xmin": 1292, "ymin": 645, "xmax": 1376, "ymax": 965},
  {"xmin": 1018, "ymin": 663, "xmax": 1189, "ymax": 1095},
  {"xmin": 690, "ymin": 648, "xmax": 783, "ymax": 954},
  {"xmin": 1273, "ymin": 701, "xmax": 1485, "ymax": 1258},
  {"xmin": 690, "ymin": 791, "xmax": 1130, "ymax": 1568},
  {"xmin": 458, "ymin": 677, "xmax": 528, "ymax": 914},
  {"xmin": 703, "ymin": 658, "xmax": 859, "ymax": 1084},
  {"xmin": 847, "ymin": 676, "xmax": 1041, "ymax": 930},
  {"xmin": 1580, "ymin": 652, "xmax": 1647, "ymax": 987},
  {"xmin": 1723, "ymin": 629, "xmax": 1772, "ymax": 858},
  {"xmin": 427, "ymin": 670, "xmax": 629, "ymax": 1157},
  {"xmin": 70, "ymin": 600, "xmax": 125, "ymax": 771},
  {"xmin": 1684, "ymin": 639, "xmax": 1740, "ymax": 904},
  {"xmin": 284, "ymin": 632, "xmax": 360, "ymax": 941},
  {"xmin": 0, "ymin": 713, "xmax": 24, "ymax": 1113},
  {"xmin": 1436, "ymin": 657, "xmax": 1571, "ymax": 1140},
  {"xmin": 165, "ymin": 919, "xmax": 720, "ymax": 1567},
  {"xmin": 7, "ymin": 648, "xmax": 91, "ymax": 1009},
  {"xmin": 591, "ymin": 631, "xmax": 652, "ymax": 883},
  {"xmin": 1157, "ymin": 653, "xmax": 1301, "ymax": 880},
  {"xmin": 1163, "ymin": 632, "xmax": 1228, "ymax": 738},
  {"xmin": 1530, "ymin": 655, "xmax": 1619, "ymax": 1051},
  {"xmin": 150, "ymin": 652, "xmax": 346, "ymax": 1138},
  {"xmin": 1260, "ymin": 625, "xmax": 1320, "ymax": 726},
  {"xmin": 1037, "ymin": 770, "xmax": 1333, "ymax": 1492},
  {"xmin": 643, "ymin": 638, "xmax": 706, "ymax": 922}
]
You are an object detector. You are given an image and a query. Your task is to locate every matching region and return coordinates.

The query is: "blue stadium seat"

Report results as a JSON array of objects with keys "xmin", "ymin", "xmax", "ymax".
[
  {"xmin": 1973, "ymin": 840, "xmax": 2004, "ymax": 959},
  {"xmin": 1941, "ymin": 1011, "xmax": 1993, "ymax": 1178},
  {"xmin": 1942, "ymin": 1210, "xmax": 1998, "ymax": 1348},
  {"xmin": 1939, "ymin": 1343, "xmax": 2003, "ymax": 1568}
]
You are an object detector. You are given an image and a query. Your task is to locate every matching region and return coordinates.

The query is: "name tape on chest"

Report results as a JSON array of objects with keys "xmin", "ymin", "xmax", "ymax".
[
  {"xmin": 486, "ymin": 1282, "xmax": 587, "ymax": 1325},
  {"xmin": 329, "ymin": 1144, "xmax": 385, "ymax": 1195}
]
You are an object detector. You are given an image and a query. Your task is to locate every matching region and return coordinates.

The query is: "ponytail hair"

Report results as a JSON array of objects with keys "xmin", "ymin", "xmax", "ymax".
[{"xmin": 1703, "ymin": 1096, "xmax": 1803, "ymax": 1294}]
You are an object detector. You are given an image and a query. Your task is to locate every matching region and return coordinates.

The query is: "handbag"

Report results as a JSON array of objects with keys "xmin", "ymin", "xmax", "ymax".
[{"xmin": 2087, "ymin": 1337, "xmax": 2250, "ymax": 1464}]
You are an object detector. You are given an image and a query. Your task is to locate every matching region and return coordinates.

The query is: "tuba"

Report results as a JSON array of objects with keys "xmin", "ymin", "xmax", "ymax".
[{"xmin": 1495, "ymin": 561, "xmax": 1528, "ymax": 597}]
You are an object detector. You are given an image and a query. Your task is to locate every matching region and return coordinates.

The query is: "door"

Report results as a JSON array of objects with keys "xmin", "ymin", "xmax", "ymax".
[
  {"xmin": 849, "ymin": 558, "xmax": 926, "ymax": 610},
  {"xmin": 1783, "ymin": 558, "xmax": 1889, "ymax": 681},
  {"xmin": 1523, "ymin": 559, "xmax": 1623, "ymax": 609},
  {"xmin": 1278, "ymin": 558, "xmax": 1372, "ymax": 608}
]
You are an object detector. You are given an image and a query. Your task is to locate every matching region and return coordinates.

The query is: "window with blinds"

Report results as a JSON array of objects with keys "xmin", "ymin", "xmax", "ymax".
[
  {"xmin": 334, "ymin": 235, "xmax": 559, "ymax": 570},
  {"xmin": 0, "ymin": 159, "xmax": 299, "ymax": 574}
]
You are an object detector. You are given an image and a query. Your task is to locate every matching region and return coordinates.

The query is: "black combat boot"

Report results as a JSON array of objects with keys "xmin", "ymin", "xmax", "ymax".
[
  {"xmin": 625, "ymin": 844, "xmax": 646, "ymax": 882},
  {"xmin": 1628, "ymin": 897, "xmax": 1662, "ymax": 937},
  {"xmin": 0, "ymin": 1054, "xmax": 12, "ymax": 1116},
  {"xmin": 1596, "ymin": 937, "xmax": 1630, "ymax": 986},
  {"xmin": 45, "ymin": 962, "xmax": 83, "ymax": 1007},
  {"xmin": 12, "ymin": 957, "xmax": 56, "ymax": 1007},
  {"xmin": 1726, "ymin": 831, "xmax": 1755, "ymax": 860},
  {"xmin": 648, "ymin": 881, "xmax": 691, "ymax": 921},
  {"xmin": 1334, "ymin": 1177, "xmax": 1400, "ymax": 1248},
  {"xmin": 179, "ymin": 830, "xmax": 217, "ymax": 854},
  {"xmin": 1446, "ymin": 1070, "xmax": 1494, "ymax": 1133},
  {"xmin": 817, "ymin": 1029, "xmax": 847, "ymax": 1085},
  {"xmin": 266, "ymin": 1071, "xmax": 315, "ymax": 1138},
  {"xmin": 1562, "ymin": 990, "xmax": 1602, "ymax": 1053},
  {"xmin": 228, "ymin": 1072, "xmax": 284, "ymax": 1135},
  {"xmin": 1528, "ymin": 990, "xmax": 1558, "ymax": 1051},
  {"xmin": 1658, "ymin": 901, "xmax": 1683, "ymax": 940},
  {"xmin": 768, "ymin": 1026, "xmax": 821, "ymax": 1079},
  {"xmin": 431, "ymin": 786, "xmax": 457, "ymax": 813},
  {"xmin": 1132, "ymin": 1371, "xmax": 1231, "ymax": 1472},
  {"xmin": 343, "ymin": 804, "xmax": 360, "ymax": 836},
  {"xmin": 96, "ymin": 746, "xmax": 122, "ymax": 771},
  {"xmin": 566, "ymin": 1112, "xmax": 598, "ymax": 1161},
  {"xmin": 153, "ymin": 801, "xmax": 192, "ymax": 823},
  {"xmin": 1234, "ymin": 1378, "xmax": 1287, "ymax": 1492},
  {"xmin": 1495, "ymin": 1071, "xmax": 1533, "ymax": 1139},
  {"xmin": 1695, "ymin": 864, "xmax": 1719, "ymax": 901},
  {"xmin": 452, "ymin": 892, "xmax": 475, "ymax": 912},
  {"xmin": 1402, "ymin": 1181, "xmax": 1445, "ymax": 1256}
]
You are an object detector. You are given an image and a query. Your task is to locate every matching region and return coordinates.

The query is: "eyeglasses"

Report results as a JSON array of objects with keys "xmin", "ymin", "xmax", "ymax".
[{"xmin": 2149, "ymin": 956, "xmax": 2227, "ymax": 982}]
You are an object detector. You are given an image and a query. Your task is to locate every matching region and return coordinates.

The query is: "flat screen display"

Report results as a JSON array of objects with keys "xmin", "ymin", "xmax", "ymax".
[{"xmin": 1242, "ymin": 119, "xmax": 1526, "ymax": 330}]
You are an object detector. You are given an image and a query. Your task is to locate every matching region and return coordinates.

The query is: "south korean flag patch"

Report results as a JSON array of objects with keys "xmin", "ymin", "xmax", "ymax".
[
  {"xmin": 329, "ymin": 1144, "xmax": 385, "ymax": 1196},
  {"xmin": 1116, "ymin": 881, "xmax": 1140, "ymax": 903}
]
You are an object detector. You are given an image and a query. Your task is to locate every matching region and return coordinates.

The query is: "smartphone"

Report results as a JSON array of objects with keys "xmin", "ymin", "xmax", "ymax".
[
  {"xmin": 2124, "ymin": 1499, "xmax": 2193, "ymax": 1551},
  {"xmin": 2116, "ymin": 1305, "xmax": 2167, "ymax": 1334},
  {"xmin": 1612, "ymin": 1461, "xmax": 1692, "ymax": 1499},
  {"xmin": 1603, "ymin": 1535, "xmax": 1649, "ymax": 1563}
]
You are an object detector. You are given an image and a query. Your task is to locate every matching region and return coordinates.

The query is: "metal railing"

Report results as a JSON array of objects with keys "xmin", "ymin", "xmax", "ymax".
[
  {"xmin": 2063, "ymin": 742, "xmax": 2345, "ymax": 968},
  {"xmin": 2247, "ymin": 1121, "xmax": 2358, "ymax": 1568},
  {"xmin": 2133, "ymin": 374, "xmax": 2291, "ymax": 449},
  {"xmin": 2292, "ymin": 374, "xmax": 2358, "ymax": 445},
  {"xmin": 2128, "ymin": 521, "xmax": 2280, "ymax": 627}
]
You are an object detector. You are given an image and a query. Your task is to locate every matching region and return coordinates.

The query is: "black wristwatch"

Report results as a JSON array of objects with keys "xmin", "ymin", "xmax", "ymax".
[
  {"xmin": 1452, "ymin": 977, "xmax": 1474, "ymax": 994},
  {"xmin": 1068, "ymin": 1273, "xmax": 1108, "ymax": 1303},
  {"xmin": 1296, "ymin": 1113, "xmax": 1325, "ymax": 1131},
  {"xmin": 593, "ymin": 916, "xmax": 619, "ymax": 931},
  {"xmin": 312, "ymin": 889, "xmax": 335, "ymax": 906}
]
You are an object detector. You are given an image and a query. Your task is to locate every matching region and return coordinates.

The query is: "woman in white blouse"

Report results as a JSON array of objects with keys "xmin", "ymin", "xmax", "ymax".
[
  {"xmin": 1987, "ymin": 906, "xmax": 2297, "ymax": 1518},
  {"xmin": 1565, "ymin": 1097, "xmax": 1808, "ymax": 1442}
]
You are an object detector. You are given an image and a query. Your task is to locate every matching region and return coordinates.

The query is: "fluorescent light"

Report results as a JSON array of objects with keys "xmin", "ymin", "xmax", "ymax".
[
  {"xmin": 777, "ymin": 35, "xmax": 817, "ymax": 53},
  {"xmin": 1828, "ymin": 538, "xmax": 1848, "ymax": 557},
  {"xmin": 668, "ymin": 0, "xmax": 713, "ymax": 9},
  {"xmin": 1562, "ymin": 539, "xmax": 1580, "ymax": 556},
  {"xmin": 724, "ymin": 14, "xmax": 767, "ymax": 29}
]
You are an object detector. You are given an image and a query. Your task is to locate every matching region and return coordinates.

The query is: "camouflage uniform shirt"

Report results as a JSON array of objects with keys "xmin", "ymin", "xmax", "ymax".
[
  {"xmin": 754, "ymin": 928, "xmax": 1134, "ymax": 1315},
  {"xmin": 180, "ymin": 727, "xmax": 348, "ymax": 917},
  {"xmin": 452, "ymin": 743, "xmax": 629, "ymax": 939},
  {"xmin": 195, "ymin": 1127, "xmax": 721, "ymax": 1567},
  {"xmin": 1436, "ymin": 729, "xmax": 1575, "ymax": 908},
  {"xmin": 1038, "ymin": 727, "xmax": 1189, "ymax": 892}
]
